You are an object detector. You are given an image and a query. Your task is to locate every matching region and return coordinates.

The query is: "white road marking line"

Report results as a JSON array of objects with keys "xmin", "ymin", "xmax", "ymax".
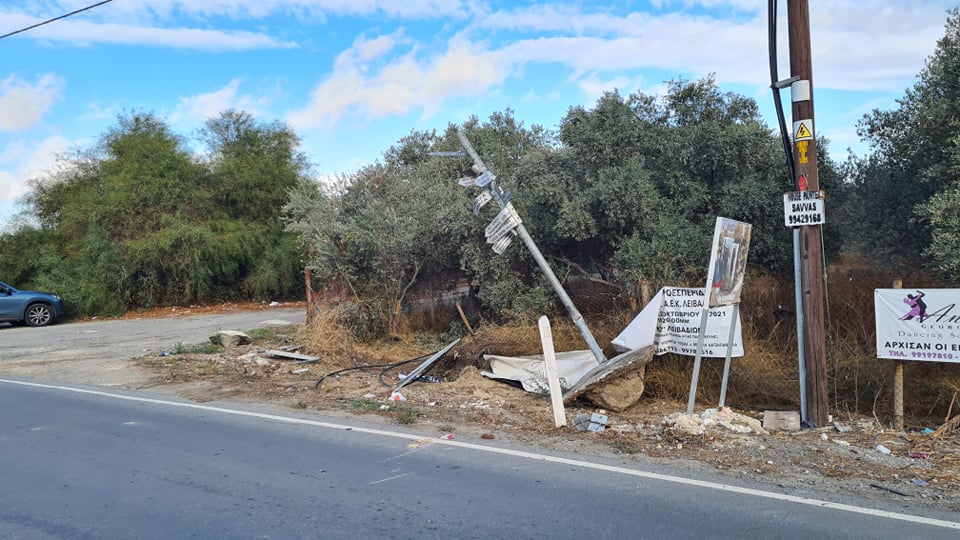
[
  {"xmin": 2, "ymin": 378, "xmax": 958, "ymax": 530},
  {"xmin": 370, "ymin": 473, "xmax": 410, "ymax": 485}
]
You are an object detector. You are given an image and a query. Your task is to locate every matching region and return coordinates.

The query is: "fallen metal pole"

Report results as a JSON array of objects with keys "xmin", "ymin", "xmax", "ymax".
[{"xmin": 456, "ymin": 130, "xmax": 608, "ymax": 364}]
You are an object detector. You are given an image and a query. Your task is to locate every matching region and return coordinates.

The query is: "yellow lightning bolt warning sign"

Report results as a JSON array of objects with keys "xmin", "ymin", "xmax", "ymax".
[{"xmin": 794, "ymin": 119, "xmax": 813, "ymax": 141}]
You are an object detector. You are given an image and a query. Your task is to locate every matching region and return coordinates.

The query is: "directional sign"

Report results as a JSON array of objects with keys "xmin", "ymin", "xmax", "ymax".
[
  {"xmin": 485, "ymin": 204, "xmax": 522, "ymax": 244},
  {"xmin": 783, "ymin": 190, "xmax": 825, "ymax": 227},
  {"xmin": 491, "ymin": 235, "xmax": 513, "ymax": 255},
  {"xmin": 474, "ymin": 170, "xmax": 495, "ymax": 188},
  {"xmin": 473, "ymin": 190, "xmax": 493, "ymax": 215}
]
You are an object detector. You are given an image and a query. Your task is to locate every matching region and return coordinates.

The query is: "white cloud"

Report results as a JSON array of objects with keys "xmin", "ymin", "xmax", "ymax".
[
  {"xmin": 81, "ymin": 100, "xmax": 124, "ymax": 122},
  {"xmin": 0, "ymin": 135, "xmax": 70, "ymax": 203},
  {"xmin": 480, "ymin": 1, "xmax": 952, "ymax": 93},
  {"xmin": 288, "ymin": 35, "xmax": 508, "ymax": 129},
  {"xmin": 0, "ymin": 74, "xmax": 63, "ymax": 132},
  {"xmin": 153, "ymin": 0, "xmax": 471, "ymax": 20},
  {"xmin": 6, "ymin": 0, "xmax": 471, "ymax": 26},
  {"xmin": 171, "ymin": 79, "xmax": 267, "ymax": 122},
  {"xmin": 577, "ymin": 73, "xmax": 640, "ymax": 104},
  {"xmin": 0, "ymin": 12, "xmax": 297, "ymax": 51}
]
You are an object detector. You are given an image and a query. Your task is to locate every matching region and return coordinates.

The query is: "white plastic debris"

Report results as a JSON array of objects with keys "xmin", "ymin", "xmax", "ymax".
[{"xmin": 876, "ymin": 444, "xmax": 892, "ymax": 455}]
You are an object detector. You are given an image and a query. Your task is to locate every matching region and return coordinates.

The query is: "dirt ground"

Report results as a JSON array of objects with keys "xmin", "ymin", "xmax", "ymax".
[{"xmin": 127, "ymin": 319, "xmax": 960, "ymax": 515}]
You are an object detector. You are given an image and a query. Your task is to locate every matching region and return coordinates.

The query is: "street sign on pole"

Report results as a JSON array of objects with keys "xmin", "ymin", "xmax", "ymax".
[
  {"xmin": 491, "ymin": 235, "xmax": 513, "ymax": 254},
  {"xmin": 485, "ymin": 204, "xmax": 522, "ymax": 244},
  {"xmin": 783, "ymin": 190, "xmax": 825, "ymax": 227},
  {"xmin": 473, "ymin": 190, "xmax": 493, "ymax": 215},
  {"xmin": 450, "ymin": 130, "xmax": 609, "ymax": 365},
  {"xmin": 474, "ymin": 170, "xmax": 495, "ymax": 188}
]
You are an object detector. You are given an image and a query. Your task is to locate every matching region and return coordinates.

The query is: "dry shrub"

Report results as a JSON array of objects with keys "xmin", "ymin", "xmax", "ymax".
[
  {"xmin": 300, "ymin": 302, "xmax": 459, "ymax": 377},
  {"xmin": 644, "ymin": 355, "xmax": 701, "ymax": 402},
  {"xmin": 642, "ymin": 323, "xmax": 797, "ymax": 408},
  {"xmin": 303, "ymin": 257, "xmax": 960, "ymax": 425},
  {"xmin": 726, "ymin": 321, "xmax": 799, "ymax": 408},
  {"xmin": 298, "ymin": 304, "xmax": 360, "ymax": 371}
]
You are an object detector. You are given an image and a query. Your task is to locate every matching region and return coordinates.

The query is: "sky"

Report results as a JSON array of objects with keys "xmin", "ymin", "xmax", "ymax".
[{"xmin": 0, "ymin": 0, "xmax": 956, "ymax": 230}]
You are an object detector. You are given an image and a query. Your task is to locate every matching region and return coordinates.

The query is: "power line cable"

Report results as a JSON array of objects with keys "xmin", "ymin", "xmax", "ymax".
[{"xmin": 1, "ymin": 0, "xmax": 114, "ymax": 40}]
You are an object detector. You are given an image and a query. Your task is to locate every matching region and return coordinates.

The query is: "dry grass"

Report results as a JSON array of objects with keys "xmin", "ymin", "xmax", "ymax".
[{"xmin": 299, "ymin": 260, "xmax": 960, "ymax": 426}]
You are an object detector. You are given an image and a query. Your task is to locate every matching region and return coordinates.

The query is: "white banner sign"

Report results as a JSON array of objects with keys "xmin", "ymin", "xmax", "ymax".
[
  {"xmin": 875, "ymin": 288, "xmax": 960, "ymax": 362},
  {"xmin": 612, "ymin": 287, "xmax": 743, "ymax": 358}
]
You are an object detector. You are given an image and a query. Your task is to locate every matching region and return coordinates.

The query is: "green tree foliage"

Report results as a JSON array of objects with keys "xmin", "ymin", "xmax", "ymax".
[
  {"xmin": 547, "ymin": 78, "xmax": 793, "ymax": 293},
  {"xmin": 850, "ymin": 9, "xmax": 960, "ymax": 274},
  {"xmin": 287, "ymin": 83, "xmax": 796, "ymax": 328},
  {"xmin": 1, "ymin": 110, "xmax": 309, "ymax": 314}
]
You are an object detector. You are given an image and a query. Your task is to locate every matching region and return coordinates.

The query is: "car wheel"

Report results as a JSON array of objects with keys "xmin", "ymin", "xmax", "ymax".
[{"xmin": 25, "ymin": 304, "xmax": 53, "ymax": 327}]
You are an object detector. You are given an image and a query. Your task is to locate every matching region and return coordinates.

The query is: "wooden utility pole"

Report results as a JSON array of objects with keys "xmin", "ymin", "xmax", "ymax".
[{"xmin": 788, "ymin": 0, "xmax": 829, "ymax": 427}]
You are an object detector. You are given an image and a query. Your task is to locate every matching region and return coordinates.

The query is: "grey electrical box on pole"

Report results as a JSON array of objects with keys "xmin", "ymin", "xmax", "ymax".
[{"xmin": 452, "ymin": 130, "xmax": 608, "ymax": 365}]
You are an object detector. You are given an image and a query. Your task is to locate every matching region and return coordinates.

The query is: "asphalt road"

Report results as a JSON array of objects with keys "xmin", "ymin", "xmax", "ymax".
[{"xmin": 1, "ymin": 379, "xmax": 959, "ymax": 539}]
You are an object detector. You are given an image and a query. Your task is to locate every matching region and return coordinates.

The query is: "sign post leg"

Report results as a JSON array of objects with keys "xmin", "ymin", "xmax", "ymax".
[
  {"xmin": 686, "ymin": 309, "xmax": 710, "ymax": 415},
  {"xmin": 892, "ymin": 278, "xmax": 904, "ymax": 431},
  {"xmin": 538, "ymin": 316, "xmax": 567, "ymax": 428},
  {"xmin": 718, "ymin": 304, "xmax": 739, "ymax": 408}
]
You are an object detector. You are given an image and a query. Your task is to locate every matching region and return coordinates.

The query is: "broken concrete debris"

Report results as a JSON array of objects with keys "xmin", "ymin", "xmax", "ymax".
[
  {"xmin": 664, "ymin": 408, "xmax": 767, "ymax": 436},
  {"xmin": 209, "ymin": 330, "xmax": 252, "ymax": 347},
  {"xmin": 574, "ymin": 412, "xmax": 609, "ymax": 432},
  {"xmin": 761, "ymin": 410, "xmax": 801, "ymax": 432},
  {"xmin": 562, "ymin": 346, "xmax": 655, "ymax": 412}
]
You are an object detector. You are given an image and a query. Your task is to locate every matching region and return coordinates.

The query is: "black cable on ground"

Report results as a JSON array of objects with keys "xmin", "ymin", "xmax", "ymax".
[{"xmin": 314, "ymin": 352, "xmax": 433, "ymax": 390}]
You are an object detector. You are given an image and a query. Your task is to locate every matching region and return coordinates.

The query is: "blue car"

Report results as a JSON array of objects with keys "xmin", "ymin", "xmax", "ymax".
[{"xmin": 0, "ymin": 280, "xmax": 64, "ymax": 327}]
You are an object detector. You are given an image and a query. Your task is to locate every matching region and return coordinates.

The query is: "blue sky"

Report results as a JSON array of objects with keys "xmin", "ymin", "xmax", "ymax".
[{"xmin": 0, "ymin": 0, "xmax": 956, "ymax": 230}]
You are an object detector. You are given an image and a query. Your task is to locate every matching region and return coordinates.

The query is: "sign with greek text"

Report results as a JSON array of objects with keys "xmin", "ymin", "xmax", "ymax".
[
  {"xmin": 491, "ymin": 235, "xmax": 513, "ymax": 255},
  {"xmin": 612, "ymin": 287, "xmax": 743, "ymax": 358},
  {"xmin": 875, "ymin": 289, "xmax": 960, "ymax": 363},
  {"xmin": 474, "ymin": 170, "xmax": 495, "ymax": 188},
  {"xmin": 783, "ymin": 190, "xmax": 825, "ymax": 227},
  {"xmin": 485, "ymin": 203, "xmax": 522, "ymax": 244},
  {"xmin": 473, "ymin": 190, "xmax": 493, "ymax": 215}
]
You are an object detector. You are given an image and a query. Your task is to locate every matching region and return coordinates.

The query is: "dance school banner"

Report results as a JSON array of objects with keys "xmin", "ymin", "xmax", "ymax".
[{"xmin": 875, "ymin": 289, "xmax": 960, "ymax": 363}]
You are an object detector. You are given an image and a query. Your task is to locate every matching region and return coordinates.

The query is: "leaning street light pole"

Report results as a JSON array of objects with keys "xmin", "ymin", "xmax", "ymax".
[
  {"xmin": 454, "ymin": 130, "xmax": 608, "ymax": 365},
  {"xmin": 788, "ymin": 0, "xmax": 829, "ymax": 427}
]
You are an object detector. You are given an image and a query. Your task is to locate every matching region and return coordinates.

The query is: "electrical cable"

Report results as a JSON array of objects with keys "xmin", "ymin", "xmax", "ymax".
[
  {"xmin": 768, "ymin": 0, "xmax": 796, "ymax": 188},
  {"xmin": 314, "ymin": 352, "xmax": 433, "ymax": 390},
  {"xmin": 1, "ymin": 0, "xmax": 114, "ymax": 40}
]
